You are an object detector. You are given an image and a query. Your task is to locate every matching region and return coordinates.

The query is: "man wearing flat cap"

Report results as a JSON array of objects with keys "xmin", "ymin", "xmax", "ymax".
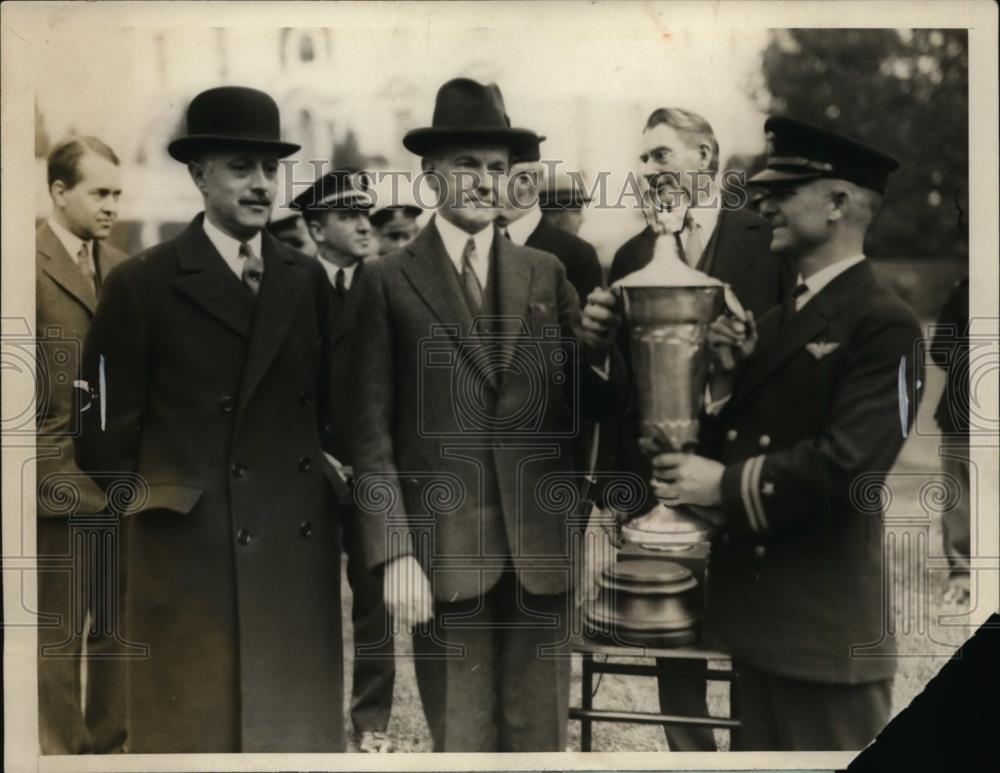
[
  {"xmin": 351, "ymin": 77, "xmax": 624, "ymax": 752},
  {"xmin": 292, "ymin": 169, "xmax": 396, "ymax": 753},
  {"xmin": 647, "ymin": 116, "xmax": 923, "ymax": 750},
  {"xmin": 76, "ymin": 86, "xmax": 347, "ymax": 753}
]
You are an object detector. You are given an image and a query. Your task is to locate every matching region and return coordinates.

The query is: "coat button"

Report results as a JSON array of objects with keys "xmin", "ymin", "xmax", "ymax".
[
  {"xmin": 232, "ymin": 462, "xmax": 247, "ymax": 478},
  {"xmin": 726, "ymin": 429, "xmax": 738, "ymax": 441},
  {"xmin": 298, "ymin": 456, "xmax": 312, "ymax": 472},
  {"xmin": 237, "ymin": 528, "xmax": 253, "ymax": 546},
  {"xmin": 753, "ymin": 544, "xmax": 766, "ymax": 558},
  {"xmin": 299, "ymin": 521, "xmax": 313, "ymax": 538},
  {"xmin": 759, "ymin": 434, "xmax": 771, "ymax": 448},
  {"xmin": 300, "ymin": 390, "xmax": 311, "ymax": 405},
  {"xmin": 219, "ymin": 395, "xmax": 235, "ymax": 413}
]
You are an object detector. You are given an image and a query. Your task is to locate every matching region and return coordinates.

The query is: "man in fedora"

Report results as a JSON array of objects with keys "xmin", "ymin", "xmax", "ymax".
[
  {"xmin": 648, "ymin": 117, "xmax": 922, "ymax": 750},
  {"xmin": 76, "ymin": 86, "xmax": 346, "ymax": 753},
  {"xmin": 291, "ymin": 169, "xmax": 396, "ymax": 753},
  {"xmin": 351, "ymin": 77, "xmax": 624, "ymax": 752}
]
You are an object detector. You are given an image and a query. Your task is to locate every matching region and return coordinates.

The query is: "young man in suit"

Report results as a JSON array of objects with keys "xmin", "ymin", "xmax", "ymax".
[
  {"xmin": 498, "ymin": 137, "xmax": 603, "ymax": 300},
  {"xmin": 648, "ymin": 117, "xmax": 923, "ymax": 750},
  {"xmin": 292, "ymin": 170, "xmax": 395, "ymax": 753},
  {"xmin": 75, "ymin": 87, "xmax": 346, "ymax": 753},
  {"xmin": 36, "ymin": 136, "xmax": 128, "ymax": 754},
  {"xmin": 351, "ymin": 77, "xmax": 623, "ymax": 752}
]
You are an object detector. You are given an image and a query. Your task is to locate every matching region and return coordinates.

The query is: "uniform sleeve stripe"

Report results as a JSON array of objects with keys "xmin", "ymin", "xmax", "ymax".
[
  {"xmin": 748, "ymin": 455, "xmax": 768, "ymax": 532},
  {"xmin": 740, "ymin": 457, "xmax": 760, "ymax": 533}
]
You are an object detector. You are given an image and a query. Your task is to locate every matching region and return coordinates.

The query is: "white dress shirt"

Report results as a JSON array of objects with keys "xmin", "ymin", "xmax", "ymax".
[
  {"xmin": 317, "ymin": 256, "xmax": 360, "ymax": 290},
  {"xmin": 202, "ymin": 215, "xmax": 263, "ymax": 279},
  {"xmin": 796, "ymin": 254, "xmax": 866, "ymax": 310},
  {"xmin": 504, "ymin": 204, "xmax": 543, "ymax": 246},
  {"xmin": 434, "ymin": 214, "xmax": 493, "ymax": 290},
  {"xmin": 682, "ymin": 201, "xmax": 720, "ymax": 264},
  {"xmin": 48, "ymin": 217, "xmax": 97, "ymax": 276}
]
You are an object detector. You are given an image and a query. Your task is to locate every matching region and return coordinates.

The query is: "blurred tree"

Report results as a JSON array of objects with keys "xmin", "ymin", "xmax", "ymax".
[{"xmin": 748, "ymin": 29, "xmax": 968, "ymax": 260}]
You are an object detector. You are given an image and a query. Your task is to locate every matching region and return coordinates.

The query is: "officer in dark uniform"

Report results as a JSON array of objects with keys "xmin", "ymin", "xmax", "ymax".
[
  {"xmin": 539, "ymin": 176, "xmax": 591, "ymax": 238},
  {"xmin": 647, "ymin": 116, "xmax": 923, "ymax": 750}
]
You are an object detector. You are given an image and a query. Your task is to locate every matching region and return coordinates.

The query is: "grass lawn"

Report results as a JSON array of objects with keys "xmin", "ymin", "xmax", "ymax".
[{"xmin": 340, "ymin": 362, "xmax": 979, "ymax": 752}]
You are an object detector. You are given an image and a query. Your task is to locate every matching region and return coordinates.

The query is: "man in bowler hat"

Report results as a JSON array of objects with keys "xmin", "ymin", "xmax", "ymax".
[
  {"xmin": 648, "ymin": 116, "xmax": 923, "ymax": 750},
  {"xmin": 351, "ymin": 77, "xmax": 624, "ymax": 752},
  {"xmin": 292, "ymin": 170, "xmax": 396, "ymax": 753},
  {"xmin": 76, "ymin": 86, "xmax": 346, "ymax": 753}
]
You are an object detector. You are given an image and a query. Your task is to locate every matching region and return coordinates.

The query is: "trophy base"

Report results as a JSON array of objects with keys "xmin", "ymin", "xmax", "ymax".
[{"xmin": 622, "ymin": 502, "xmax": 715, "ymax": 548}]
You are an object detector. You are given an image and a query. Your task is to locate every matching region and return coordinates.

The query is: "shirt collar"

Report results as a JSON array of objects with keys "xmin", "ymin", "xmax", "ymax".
[
  {"xmin": 317, "ymin": 256, "xmax": 360, "ymax": 290},
  {"xmin": 797, "ymin": 254, "xmax": 866, "ymax": 308},
  {"xmin": 48, "ymin": 217, "xmax": 90, "ymax": 267},
  {"xmin": 433, "ymin": 214, "xmax": 494, "ymax": 274},
  {"xmin": 504, "ymin": 204, "xmax": 543, "ymax": 246},
  {"xmin": 202, "ymin": 214, "xmax": 263, "ymax": 278}
]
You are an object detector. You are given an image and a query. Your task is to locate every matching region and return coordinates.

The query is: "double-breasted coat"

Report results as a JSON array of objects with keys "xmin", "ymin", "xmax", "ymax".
[
  {"xmin": 701, "ymin": 259, "xmax": 923, "ymax": 683},
  {"xmin": 75, "ymin": 214, "xmax": 345, "ymax": 753}
]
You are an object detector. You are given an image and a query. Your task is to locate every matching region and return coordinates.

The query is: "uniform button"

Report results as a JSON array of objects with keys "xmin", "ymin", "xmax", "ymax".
[
  {"xmin": 219, "ymin": 395, "xmax": 235, "ymax": 413},
  {"xmin": 726, "ymin": 429, "xmax": 738, "ymax": 441},
  {"xmin": 299, "ymin": 521, "xmax": 313, "ymax": 538},
  {"xmin": 300, "ymin": 390, "xmax": 311, "ymax": 405},
  {"xmin": 753, "ymin": 544, "xmax": 766, "ymax": 558},
  {"xmin": 759, "ymin": 434, "xmax": 771, "ymax": 448},
  {"xmin": 298, "ymin": 456, "xmax": 312, "ymax": 472},
  {"xmin": 237, "ymin": 528, "xmax": 253, "ymax": 546},
  {"xmin": 232, "ymin": 462, "xmax": 247, "ymax": 478}
]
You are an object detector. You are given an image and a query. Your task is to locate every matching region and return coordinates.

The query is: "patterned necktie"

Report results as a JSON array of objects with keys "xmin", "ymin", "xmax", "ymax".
[
  {"xmin": 675, "ymin": 214, "xmax": 705, "ymax": 267},
  {"xmin": 335, "ymin": 268, "xmax": 346, "ymax": 298},
  {"xmin": 461, "ymin": 237, "xmax": 483, "ymax": 315},
  {"xmin": 77, "ymin": 242, "xmax": 97, "ymax": 296},
  {"xmin": 240, "ymin": 242, "xmax": 264, "ymax": 296}
]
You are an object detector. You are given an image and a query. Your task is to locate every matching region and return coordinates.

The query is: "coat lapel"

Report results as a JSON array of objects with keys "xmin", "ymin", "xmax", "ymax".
[
  {"xmin": 731, "ymin": 260, "xmax": 876, "ymax": 411},
  {"xmin": 492, "ymin": 229, "xmax": 535, "ymax": 375},
  {"xmin": 172, "ymin": 216, "xmax": 255, "ymax": 339},
  {"xmin": 698, "ymin": 209, "xmax": 760, "ymax": 289},
  {"xmin": 400, "ymin": 219, "xmax": 475, "ymax": 341},
  {"xmin": 36, "ymin": 222, "xmax": 98, "ymax": 313},
  {"xmin": 237, "ymin": 231, "xmax": 310, "ymax": 412}
]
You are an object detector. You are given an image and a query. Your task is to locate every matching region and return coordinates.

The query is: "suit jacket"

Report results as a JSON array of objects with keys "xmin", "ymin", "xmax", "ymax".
[
  {"xmin": 609, "ymin": 208, "xmax": 793, "ymax": 511},
  {"xmin": 74, "ymin": 214, "xmax": 345, "ymax": 753},
  {"xmin": 701, "ymin": 260, "xmax": 923, "ymax": 683},
  {"xmin": 323, "ymin": 260, "xmax": 366, "ymax": 464},
  {"xmin": 36, "ymin": 222, "xmax": 127, "ymax": 517},
  {"xmin": 525, "ymin": 217, "xmax": 603, "ymax": 299},
  {"xmin": 351, "ymin": 220, "xmax": 623, "ymax": 602}
]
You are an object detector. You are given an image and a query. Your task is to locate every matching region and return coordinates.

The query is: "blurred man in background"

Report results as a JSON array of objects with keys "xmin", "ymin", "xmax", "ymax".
[
  {"xmin": 931, "ymin": 276, "xmax": 971, "ymax": 605},
  {"xmin": 267, "ymin": 209, "xmax": 316, "ymax": 255},
  {"xmin": 498, "ymin": 137, "xmax": 603, "ymax": 300},
  {"xmin": 539, "ymin": 175, "xmax": 591, "ymax": 238},
  {"xmin": 292, "ymin": 169, "xmax": 396, "ymax": 753},
  {"xmin": 370, "ymin": 204, "xmax": 422, "ymax": 256},
  {"xmin": 36, "ymin": 135, "xmax": 128, "ymax": 754},
  {"xmin": 76, "ymin": 86, "xmax": 347, "ymax": 753},
  {"xmin": 650, "ymin": 117, "xmax": 922, "ymax": 750}
]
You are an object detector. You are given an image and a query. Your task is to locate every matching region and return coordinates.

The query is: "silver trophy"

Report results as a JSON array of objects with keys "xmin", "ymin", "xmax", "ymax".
[{"xmin": 618, "ymin": 282, "xmax": 726, "ymax": 546}]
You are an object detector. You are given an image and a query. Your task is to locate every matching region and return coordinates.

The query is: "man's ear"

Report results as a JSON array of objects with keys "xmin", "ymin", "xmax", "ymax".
[
  {"xmin": 49, "ymin": 180, "xmax": 67, "ymax": 208},
  {"xmin": 187, "ymin": 161, "xmax": 208, "ymax": 196},
  {"xmin": 829, "ymin": 188, "xmax": 850, "ymax": 223},
  {"xmin": 305, "ymin": 215, "xmax": 324, "ymax": 244}
]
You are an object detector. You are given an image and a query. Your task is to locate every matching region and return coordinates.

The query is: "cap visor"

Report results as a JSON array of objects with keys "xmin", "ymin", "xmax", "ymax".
[{"xmin": 747, "ymin": 168, "xmax": 820, "ymax": 186}]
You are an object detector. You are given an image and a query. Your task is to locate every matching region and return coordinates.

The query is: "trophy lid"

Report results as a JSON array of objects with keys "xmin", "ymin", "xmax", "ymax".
[{"xmin": 603, "ymin": 558, "xmax": 692, "ymax": 585}]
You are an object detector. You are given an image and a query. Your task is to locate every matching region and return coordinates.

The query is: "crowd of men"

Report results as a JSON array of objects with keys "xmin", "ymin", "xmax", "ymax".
[{"xmin": 35, "ymin": 75, "xmax": 968, "ymax": 755}]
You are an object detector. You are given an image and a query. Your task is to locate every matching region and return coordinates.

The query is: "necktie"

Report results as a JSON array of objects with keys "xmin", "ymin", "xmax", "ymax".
[
  {"xmin": 502, "ymin": 228, "xmax": 511, "ymax": 240},
  {"xmin": 240, "ymin": 242, "xmax": 264, "ymax": 296},
  {"xmin": 335, "ymin": 268, "xmax": 346, "ymax": 297},
  {"xmin": 675, "ymin": 214, "xmax": 705, "ymax": 267},
  {"xmin": 461, "ymin": 237, "xmax": 483, "ymax": 315},
  {"xmin": 780, "ymin": 283, "xmax": 809, "ymax": 327},
  {"xmin": 77, "ymin": 242, "xmax": 97, "ymax": 296}
]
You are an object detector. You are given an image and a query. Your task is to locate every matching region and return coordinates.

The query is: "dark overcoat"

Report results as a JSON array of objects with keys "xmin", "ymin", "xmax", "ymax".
[
  {"xmin": 702, "ymin": 260, "xmax": 923, "ymax": 683},
  {"xmin": 524, "ymin": 217, "xmax": 603, "ymax": 300},
  {"xmin": 75, "ymin": 214, "xmax": 345, "ymax": 753}
]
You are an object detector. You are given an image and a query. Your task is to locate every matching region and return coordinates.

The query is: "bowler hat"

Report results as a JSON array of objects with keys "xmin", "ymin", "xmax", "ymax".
[
  {"xmin": 403, "ymin": 78, "xmax": 539, "ymax": 157},
  {"xmin": 749, "ymin": 116, "xmax": 899, "ymax": 194},
  {"xmin": 168, "ymin": 86, "xmax": 301, "ymax": 162}
]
